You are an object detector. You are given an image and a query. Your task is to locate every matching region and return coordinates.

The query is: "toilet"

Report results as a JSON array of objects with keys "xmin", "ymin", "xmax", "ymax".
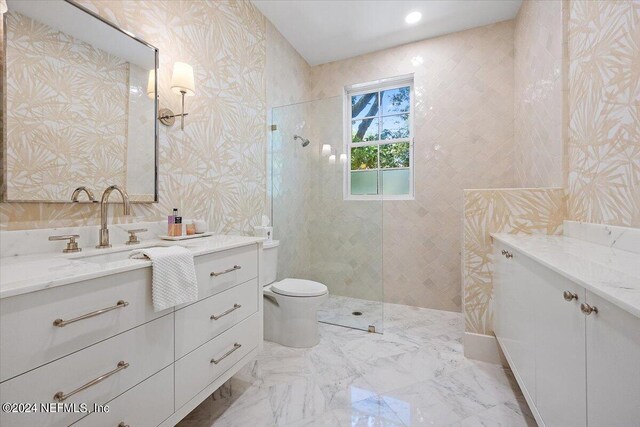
[{"xmin": 263, "ymin": 240, "xmax": 328, "ymax": 348}]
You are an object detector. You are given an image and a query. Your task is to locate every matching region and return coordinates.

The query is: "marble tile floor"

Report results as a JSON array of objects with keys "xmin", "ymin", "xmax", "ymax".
[
  {"xmin": 317, "ymin": 294, "xmax": 384, "ymax": 333},
  {"xmin": 178, "ymin": 302, "xmax": 536, "ymax": 427}
]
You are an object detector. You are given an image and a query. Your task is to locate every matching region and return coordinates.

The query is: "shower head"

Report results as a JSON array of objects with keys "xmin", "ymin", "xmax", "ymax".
[{"xmin": 293, "ymin": 134, "xmax": 310, "ymax": 147}]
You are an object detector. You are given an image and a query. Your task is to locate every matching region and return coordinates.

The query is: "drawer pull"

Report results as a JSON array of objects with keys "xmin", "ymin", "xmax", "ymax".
[
  {"xmin": 118, "ymin": 423, "xmax": 129, "ymax": 427},
  {"xmin": 210, "ymin": 343, "xmax": 242, "ymax": 364},
  {"xmin": 581, "ymin": 303, "xmax": 598, "ymax": 315},
  {"xmin": 53, "ymin": 300, "xmax": 129, "ymax": 327},
  {"xmin": 53, "ymin": 361, "xmax": 129, "ymax": 402},
  {"xmin": 563, "ymin": 291, "xmax": 578, "ymax": 301},
  {"xmin": 211, "ymin": 303, "xmax": 242, "ymax": 320},
  {"xmin": 210, "ymin": 265, "xmax": 242, "ymax": 277}
]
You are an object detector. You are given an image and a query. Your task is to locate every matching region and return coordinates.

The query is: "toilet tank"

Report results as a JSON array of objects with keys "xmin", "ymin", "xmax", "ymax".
[{"xmin": 263, "ymin": 240, "xmax": 279, "ymax": 285}]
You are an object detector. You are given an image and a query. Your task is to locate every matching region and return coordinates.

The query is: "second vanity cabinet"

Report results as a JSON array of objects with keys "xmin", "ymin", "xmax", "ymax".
[
  {"xmin": 493, "ymin": 240, "xmax": 640, "ymax": 427},
  {"xmin": 0, "ymin": 240, "xmax": 263, "ymax": 427}
]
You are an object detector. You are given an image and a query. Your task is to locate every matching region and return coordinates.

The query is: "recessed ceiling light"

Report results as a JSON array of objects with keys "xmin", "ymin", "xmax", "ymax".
[{"xmin": 405, "ymin": 11, "xmax": 422, "ymax": 24}]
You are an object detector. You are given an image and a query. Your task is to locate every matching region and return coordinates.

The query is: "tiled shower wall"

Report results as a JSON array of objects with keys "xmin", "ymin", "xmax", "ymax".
[
  {"xmin": 513, "ymin": 0, "xmax": 565, "ymax": 188},
  {"xmin": 271, "ymin": 97, "xmax": 384, "ymax": 301},
  {"xmin": 308, "ymin": 21, "xmax": 516, "ymax": 311}
]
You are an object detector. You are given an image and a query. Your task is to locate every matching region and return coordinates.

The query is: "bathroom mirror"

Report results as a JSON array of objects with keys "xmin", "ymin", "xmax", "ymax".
[{"xmin": 1, "ymin": 0, "xmax": 159, "ymax": 203}]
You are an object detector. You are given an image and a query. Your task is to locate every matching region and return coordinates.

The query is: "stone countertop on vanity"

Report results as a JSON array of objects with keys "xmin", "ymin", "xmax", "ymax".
[
  {"xmin": 491, "ymin": 233, "xmax": 640, "ymax": 319},
  {"xmin": 0, "ymin": 235, "xmax": 265, "ymax": 299}
]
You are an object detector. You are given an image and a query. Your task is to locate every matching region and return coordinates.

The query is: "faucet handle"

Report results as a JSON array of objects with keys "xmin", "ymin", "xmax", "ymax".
[
  {"xmin": 49, "ymin": 235, "xmax": 81, "ymax": 253},
  {"xmin": 125, "ymin": 228, "xmax": 147, "ymax": 245}
]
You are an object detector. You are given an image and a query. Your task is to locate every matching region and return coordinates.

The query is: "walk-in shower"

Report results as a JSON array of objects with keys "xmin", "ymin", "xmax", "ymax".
[{"xmin": 270, "ymin": 97, "xmax": 384, "ymax": 333}]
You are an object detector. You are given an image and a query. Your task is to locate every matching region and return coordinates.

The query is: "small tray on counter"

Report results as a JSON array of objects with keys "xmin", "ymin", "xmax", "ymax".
[{"xmin": 158, "ymin": 232, "xmax": 214, "ymax": 241}]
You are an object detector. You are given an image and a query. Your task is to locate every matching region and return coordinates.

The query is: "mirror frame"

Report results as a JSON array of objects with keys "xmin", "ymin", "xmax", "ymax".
[{"xmin": 0, "ymin": 0, "xmax": 160, "ymax": 204}]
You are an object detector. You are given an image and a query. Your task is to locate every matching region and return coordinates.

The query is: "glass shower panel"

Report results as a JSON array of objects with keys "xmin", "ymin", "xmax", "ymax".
[{"xmin": 271, "ymin": 96, "xmax": 384, "ymax": 333}]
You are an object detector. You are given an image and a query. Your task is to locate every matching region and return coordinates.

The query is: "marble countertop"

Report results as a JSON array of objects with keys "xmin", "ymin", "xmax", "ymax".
[
  {"xmin": 0, "ymin": 235, "xmax": 265, "ymax": 299},
  {"xmin": 491, "ymin": 233, "xmax": 640, "ymax": 319}
]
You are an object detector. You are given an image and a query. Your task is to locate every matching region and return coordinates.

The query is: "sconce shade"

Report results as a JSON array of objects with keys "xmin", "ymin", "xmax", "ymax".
[
  {"xmin": 146, "ymin": 69, "xmax": 156, "ymax": 100},
  {"xmin": 171, "ymin": 62, "xmax": 195, "ymax": 96}
]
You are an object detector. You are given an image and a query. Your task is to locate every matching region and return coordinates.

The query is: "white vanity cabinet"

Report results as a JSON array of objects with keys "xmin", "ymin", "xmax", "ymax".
[
  {"xmin": 493, "ymin": 239, "xmax": 640, "ymax": 427},
  {"xmin": 0, "ymin": 239, "xmax": 263, "ymax": 427},
  {"xmin": 584, "ymin": 291, "xmax": 640, "ymax": 427},
  {"xmin": 493, "ymin": 242, "xmax": 537, "ymax": 404}
]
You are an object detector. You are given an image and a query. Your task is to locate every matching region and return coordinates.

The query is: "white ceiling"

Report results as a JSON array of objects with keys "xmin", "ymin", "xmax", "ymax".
[{"xmin": 253, "ymin": 0, "xmax": 522, "ymax": 66}]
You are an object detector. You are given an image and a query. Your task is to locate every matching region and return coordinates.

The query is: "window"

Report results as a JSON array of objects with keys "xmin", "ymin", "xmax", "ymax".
[{"xmin": 345, "ymin": 77, "xmax": 414, "ymax": 200}]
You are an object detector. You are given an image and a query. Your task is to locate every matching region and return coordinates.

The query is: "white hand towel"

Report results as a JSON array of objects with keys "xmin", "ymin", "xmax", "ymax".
[{"xmin": 129, "ymin": 246, "xmax": 198, "ymax": 311}]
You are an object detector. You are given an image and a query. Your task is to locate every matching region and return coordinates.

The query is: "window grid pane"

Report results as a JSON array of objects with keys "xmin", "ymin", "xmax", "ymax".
[{"xmin": 347, "ymin": 83, "xmax": 412, "ymax": 198}]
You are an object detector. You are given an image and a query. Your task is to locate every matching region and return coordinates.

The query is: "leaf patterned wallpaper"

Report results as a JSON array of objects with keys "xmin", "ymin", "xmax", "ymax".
[
  {"xmin": 464, "ymin": 0, "xmax": 640, "ymax": 336},
  {"xmin": 567, "ymin": 0, "xmax": 640, "ymax": 227},
  {"xmin": 1, "ymin": 0, "xmax": 267, "ymax": 233},
  {"xmin": 463, "ymin": 188, "xmax": 566, "ymax": 335},
  {"xmin": 5, "ymin": 11, "xmax": 130, "ymax": 202}
]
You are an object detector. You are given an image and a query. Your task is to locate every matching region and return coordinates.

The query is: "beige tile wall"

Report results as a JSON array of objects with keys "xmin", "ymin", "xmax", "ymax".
[
  {"xmin": 514, "ymin": 0, "xmax": 565, "ymax": 188},
  {"xmin": 567, "ymin": 0, "xmax": 640, "ymax": 227},
  {"xmin": 308, "ymin": 21, "xmax": 517, "ymax": 311},
  {"xmin": 265, "ymin": 21, "xmax": 312, "ymax": 222},
  {"xmin": 1, "ymin": 0, "xmax": 267, "ymax": 234}
]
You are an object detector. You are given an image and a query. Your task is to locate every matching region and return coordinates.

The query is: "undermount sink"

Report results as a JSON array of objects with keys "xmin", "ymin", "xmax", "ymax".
[
  {"xmin": 74, "ymin": 250, "xmax": 136, "ymax": 264},
  {"xmin": 74, "ymin": 242, "xmax": 199, "ymax": 264}
]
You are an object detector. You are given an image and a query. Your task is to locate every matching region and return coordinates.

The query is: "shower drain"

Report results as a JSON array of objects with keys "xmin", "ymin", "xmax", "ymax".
[{"xmin": 352, "ymin": 311, "xmax": 363, "ymax": 316}]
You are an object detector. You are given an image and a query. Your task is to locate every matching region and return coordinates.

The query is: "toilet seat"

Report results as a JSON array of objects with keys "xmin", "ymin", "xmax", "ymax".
[{"xmin": 271, "ymin": 278, "xmax": 328, "ymax": 297}]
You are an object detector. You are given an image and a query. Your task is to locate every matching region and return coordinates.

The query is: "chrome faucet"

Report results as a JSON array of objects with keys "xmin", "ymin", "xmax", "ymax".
[
  {"xmin": 71, "ymin": 186, "xmax": 96, "ymax": 202},
  {"xmin": 96, "ymin": 185, "xmax": 131, "ymax": 249}
]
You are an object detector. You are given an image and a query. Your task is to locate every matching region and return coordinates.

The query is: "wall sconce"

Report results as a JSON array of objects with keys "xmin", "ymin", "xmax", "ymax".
[
  {"xmin": 329, "ymin": 154, "xmax": 336, "ymax": 164},
  {"xmin": 321, "ymin": 144, "xmax": 332, "ymax": 156},
  {"xmin": 155, "ymin": 62, "xmax": 196, "ymax": 131},
  {"xmin": 340, "ymin": 153, "xmax": 347, "ymax": 164}
]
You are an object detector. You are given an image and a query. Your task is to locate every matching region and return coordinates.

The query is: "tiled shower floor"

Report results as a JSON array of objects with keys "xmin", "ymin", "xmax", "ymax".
[
  {"xmin": 317, "ymin": 294, "xmax": 384, "ymax": 332},
  {"xmin": 177, "ymin": 301, "xmax": 535, "ymax": 426}
]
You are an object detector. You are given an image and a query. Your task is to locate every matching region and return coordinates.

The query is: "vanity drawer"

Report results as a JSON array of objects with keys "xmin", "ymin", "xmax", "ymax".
[
  {"xmin": 0, "ymin": 267, "xmax": 167, "ymax": 382},
  {"xmin": 0, "ymin": 314, "xmax": 173, "ymax": 427},
  {"xmin": 71, "ymin": 365, "xmax": 173, "ymax": 427},
  {"xmin": 175, "ymin": 278, "xmax": 259, "ymax": 359},
  {"xmin": 175, "ymin": 313, "xmax": 259, "ymax": 410},
  {"xmin": 193, "ymin": 245, "xmax": 258, "ymax": 301}
]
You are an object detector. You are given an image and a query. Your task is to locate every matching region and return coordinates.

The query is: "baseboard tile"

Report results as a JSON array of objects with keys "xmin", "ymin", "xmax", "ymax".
[{"xmin": 463, "ymin": 332, "xmax": 507, "ymax": 366}]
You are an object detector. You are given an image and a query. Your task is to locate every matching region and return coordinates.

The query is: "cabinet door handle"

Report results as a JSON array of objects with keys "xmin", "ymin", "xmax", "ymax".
[
  {"xmin": 53, "ymin": 300, "xmax": 129, "ymax": 327},
  {"xmin": 210, "ymin": 343, "xmax": 242, "ymax": 364},
  {"xmin": 210, "ymin": 304, "xmax": 242, "ymax": 320},
  {"xmin": 580, "ymin": 303, "xmax": 598, "ymax": 315},
  {"xmin": 563, "ymin": 291, "xmax": 578, "ymax": 301},
  {"xmin": 505, "ymin": 251, "xmax": 513, "ymax": 259},
  {"xmin": 501, "ymin": 250, "xmax": 507, "ymax": 255},
  {"xmin": 118, "ymin": 423, "xmax": 130, "ymax": 427},
  {"xmin": 210, "ymin": 265, "xmax": 241, "ymax": 277},
  {"xmin": 53, "ymin": 361, "xmax": 129, "ymax": 402}
]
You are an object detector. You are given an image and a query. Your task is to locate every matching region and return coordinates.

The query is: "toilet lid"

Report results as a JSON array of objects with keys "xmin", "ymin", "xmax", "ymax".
[{"xmin": 271, "ymin": 278, "xmax": 328, "ymax": 297}]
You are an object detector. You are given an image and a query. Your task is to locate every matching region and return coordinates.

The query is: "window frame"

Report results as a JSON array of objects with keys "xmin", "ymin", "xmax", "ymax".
[{"xmin": 343, "ymin": 76, "xmax": 415, "ymax": 201}]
